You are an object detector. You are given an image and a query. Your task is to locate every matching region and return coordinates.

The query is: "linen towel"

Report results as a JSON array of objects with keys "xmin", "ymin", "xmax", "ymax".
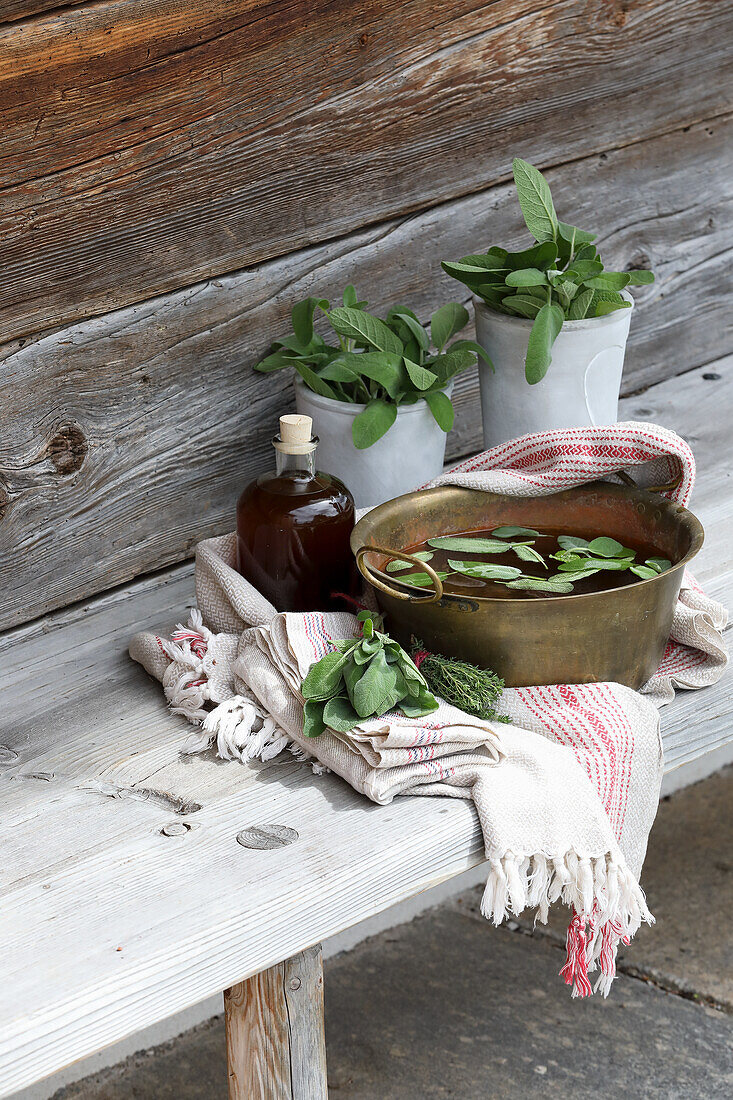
[{"xmin": 130, "ymin": 422, "xmax": 727, "ymax": 997}]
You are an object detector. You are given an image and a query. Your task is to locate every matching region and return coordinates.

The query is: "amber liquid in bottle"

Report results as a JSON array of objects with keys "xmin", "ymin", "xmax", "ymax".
[{"xmin": 236, "ymin": 417, "xmax": 358, "ymax": 612}]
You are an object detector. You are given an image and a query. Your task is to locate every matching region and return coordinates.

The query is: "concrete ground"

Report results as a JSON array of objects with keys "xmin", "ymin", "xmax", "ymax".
[{"xmin": 52, "ymin": 768, "xmax": 732, "ymax": 1099}]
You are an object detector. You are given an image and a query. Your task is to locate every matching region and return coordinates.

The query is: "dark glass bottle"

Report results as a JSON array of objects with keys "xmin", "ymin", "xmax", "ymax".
[{"xmin": 236, "ymin": 415, "xmax": 358, "ymax": 612}]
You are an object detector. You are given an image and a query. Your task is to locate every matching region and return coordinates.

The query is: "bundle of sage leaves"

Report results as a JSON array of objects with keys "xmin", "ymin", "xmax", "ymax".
[
  {"xmin": 254, "ymin": 287, "xmax": 488, "ymax": 448},
  {"xmin": 442, "ymin": 158, "xmax": 655, "ymax": 384},
  {"xmin": 300, "ymin": 612, "xmax": 438, "ymax": 736}
]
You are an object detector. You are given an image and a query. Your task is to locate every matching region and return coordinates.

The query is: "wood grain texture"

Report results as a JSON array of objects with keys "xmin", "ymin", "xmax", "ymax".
[
  {"xmin": 0, "ymin": 359, "xmax": 729, "ymax": 1097},
  {"xmin": 225, "ymin": 946, "xmax": 327, "ymax": 1100},
  {"xmin": 1, "ymin": 0, "xmax": 732, "ymax": 342},
  {"xmin": 1, "ymin": 116, "xmax": 731, "ymax": 630}
]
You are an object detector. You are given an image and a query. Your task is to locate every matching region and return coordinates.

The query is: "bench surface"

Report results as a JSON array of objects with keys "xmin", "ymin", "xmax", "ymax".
[{"xmin": 0, "ymin": 360, "xmax": 730, "ymax": 1098}]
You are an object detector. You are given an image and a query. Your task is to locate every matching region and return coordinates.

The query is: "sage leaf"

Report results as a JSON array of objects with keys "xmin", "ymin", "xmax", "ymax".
[
  {"xmin": 502, "ymin": 295, "xmax": 542, "ymax": 319},
  {"xmin": 431, "ymin": 302, "xmax": 469, "ymax": 351},
  {"xmin": 594, "ymin": 300, "xmax": 631, "ymax": 317},
  {"xmin": 432, "ymin": 348, "xmax": 483, "ymax": 384},
  {"xmin": 340, "ymin": 351, "xmax": 405, "ymax": 399},
  {"xmin": 445, "ymin": 338, "xmax": 493, "ymax": 366},
  {"xmin": 291, "ymin": 297, "xmax": 329, "ymax": 345},
  {"xmin": 292, "ymin": 360, "xmax": 339, "ymax": 400},
  {"xmin": 491, "ymin": 526, "xmax": 542, "ymax": 538},
  {"xmin": 512, "ymin": 543, "xmax": 546, "ymax": 567},
  {"xmin": 558, "ymin": 535, "xmax": 590, "ymax": 551},
  {"xmin": 318, "ymin": 360, "xmax": 360, "ymax": 383},
  {"xmin": 505, "ymin": 576, "xmax": 574, "ymax": 594},
  {"xmin": 557, "ymin": 221, "xmax": 596, "ymax": 245},
  {"xmin": 352, "ymin": 649, "xmax": 397, "ymax": 717},
  {"xmin": 254, "ymin": 348, "xmax": 300, "ymax": 373},
  {"xmin": 553, "ymin": 568, "xmax": 601, "ymax": 583},
  {"xmin": 323, "ymin": 695, "xmax": 363, "ymax": 732},
  {"xmin": 646, "ymin": 557, "xmax": 672, "ymax": 573},
  {"xmin": 427, "ymin": 535, "xmax": 510, "ymax": 553},
  {"xmin": 404, "ymin": 358, "xmax": 438, "ymax": 391},
  {"xmin": 505, "ymin": 268, "xmax": 548, "ymax": 288},
  {"xmin": 342, "ymin": 285, "xmax": 358, "ymax": 308},
  {"xmin": 566, "ymin": 288, "xmax": 594, "ymax": 320},
  {"xmin": 399, "ymin": 688, "xmax": 439, "ymax": 718},
  {"xmin": 423, "ymin": 389, "xmax": 455, "ymax": 432},
  {"xmin": 394, "ymin": 570, "xmax": 450, "ymax": 588},
  {"xmin": 301, "ymin": 650, "xmax": 349, "ymax": 700},
  {"xmin": 352, "ymin": 399, "xmax": 397, "ymax": 449},
  {"xmin": 524, "ymin": 302, "xmax": 564, "ymax": 384},
  {"xmin": 585, "ymin": 272, "xmax": 631, "ymax": 291},
  {"xmin": 393, "ymin": 311, "xmax": 430, "ymax": 351},
  {"xmin": 630, "ymin": 564, "xmax": 658, "ymax": 580},
  {"xmin": 512, "ymin": 158, "xmax": 558, "ymax": 243},
  {"xmin": 586, "ymin": 537, "xmax": 629, "ymax": 558},
  {"xmin": 448, "ymin": 559, "xmax": 522, "ymax": 581},
  {"xmin": 328, "ymin": 307, "xmax": 404, "ymax": 356},
  {"xmin": 386, "ymin": 550, "xmax": 434, "ymax": 572},
  {"xmin": 626, "ymin": 270, "xmax": 655, "ymax": 285},
  {"xmin": 504, "ymin": 242, "xmax": 558, "ymax": 270},
  {"xmin": 303, "ymin": 699, "xmax": 327, "ymax": 738}
]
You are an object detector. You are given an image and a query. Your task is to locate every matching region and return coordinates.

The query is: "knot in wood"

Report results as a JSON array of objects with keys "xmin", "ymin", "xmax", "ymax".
[
  {"xmin": 47, "ymin": 423, "xmax": 88, "ymax": 476},
  {"xmin": 236, "ymin": 824, "xmax": 299, "ymax": 850},
  {"xmin": 161, "ymin": 822, "xmax": 192, "ymax": 837},
  {"xmin": 289, "ymin": 976, "xmax": 301, "ymax": 991}
]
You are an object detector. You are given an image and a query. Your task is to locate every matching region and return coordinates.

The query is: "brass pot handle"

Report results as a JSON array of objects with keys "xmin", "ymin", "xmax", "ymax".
[
  {"xmin": 355, "ymin": 545, "xmax": 444, "ymax": 604},
  {"xmin": 617, "ymin": 469, "xmax": 683, "ymax": 494}
]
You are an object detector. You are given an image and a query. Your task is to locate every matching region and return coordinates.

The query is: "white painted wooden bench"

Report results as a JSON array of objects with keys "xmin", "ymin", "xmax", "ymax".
[{"xmin": 0, "ymin": 362, "xmax": 730, "ymax": 1099}]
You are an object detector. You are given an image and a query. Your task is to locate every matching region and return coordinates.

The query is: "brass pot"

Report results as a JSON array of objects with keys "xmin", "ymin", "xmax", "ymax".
[{"xmin": 351, "ymin": 480, "xmax": 704, "ymax": 690}]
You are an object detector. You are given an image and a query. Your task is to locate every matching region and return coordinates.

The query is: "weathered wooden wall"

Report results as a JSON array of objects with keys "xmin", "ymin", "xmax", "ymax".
[{"xmin": 1, "ymin": 0, "xmax": 732, "ymax": 629}]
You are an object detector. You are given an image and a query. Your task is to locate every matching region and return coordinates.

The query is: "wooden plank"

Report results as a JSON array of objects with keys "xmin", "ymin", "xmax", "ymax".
[
  {"xmin": 1, "ymin": 117, "xmax": 731, "ymax": 630},
  {"xmin": 1, "ymin": 0, "xmax": 731, "ymax": 343},
  {"xmin": 0, "ymin": 358, "xmax": 729, "ymax": 1096},
  {"xmin": 225, "ymin": 946, "xmax": 327, "ymax": 1100}
]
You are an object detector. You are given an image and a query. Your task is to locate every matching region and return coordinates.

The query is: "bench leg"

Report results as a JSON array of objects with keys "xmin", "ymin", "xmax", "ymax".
[{"xmin": 224, "ymin": 943, "xmax": 328, "ymax": 1100}]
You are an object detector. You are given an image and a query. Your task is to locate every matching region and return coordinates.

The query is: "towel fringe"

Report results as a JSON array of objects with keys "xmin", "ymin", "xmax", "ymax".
[{"xmin": 480, "ymin": 850, "xmax": 653, "ymax": 997}]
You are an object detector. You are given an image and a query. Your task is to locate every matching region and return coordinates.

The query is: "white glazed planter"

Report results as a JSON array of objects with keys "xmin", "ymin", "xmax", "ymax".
[
  {"xmin": 294, "ymin": 380, "xmax": 453, "ymax": 509},
  {"xmin": 474, "ymin": 290, "xmax": 634, "ymax": 448}
]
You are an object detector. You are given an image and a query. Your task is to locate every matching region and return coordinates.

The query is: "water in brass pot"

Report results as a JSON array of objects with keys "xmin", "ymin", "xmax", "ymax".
[{"xmin": 386, "ymin": 526, "xmax": 672, "ymax": 599}]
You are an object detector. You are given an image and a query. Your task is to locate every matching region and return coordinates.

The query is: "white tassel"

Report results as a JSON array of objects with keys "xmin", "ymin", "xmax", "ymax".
[{"xmin": 200, "ymin": 697, "xmax": 289, "ymax": 762}]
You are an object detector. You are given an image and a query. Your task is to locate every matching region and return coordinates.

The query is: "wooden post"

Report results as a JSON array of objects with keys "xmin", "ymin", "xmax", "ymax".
[{"xmin": 224, "ymin": 944, "xmax": 327, "ymax": 1100}]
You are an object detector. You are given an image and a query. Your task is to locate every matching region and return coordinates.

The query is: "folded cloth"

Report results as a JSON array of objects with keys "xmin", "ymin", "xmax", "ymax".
[{"xmin": 129, "ymin": 421, "xmax": 727, "ymax": 998}]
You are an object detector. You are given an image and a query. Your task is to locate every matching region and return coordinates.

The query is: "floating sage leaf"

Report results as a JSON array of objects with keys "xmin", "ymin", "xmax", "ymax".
[
  {"xmin": 427, "ymin": 535, "xmax": 511, "ymax": 554},
  {"xmin": 395, "ymin": 570, "xmax": 450, "ymax": 588},
  {"xmin": 558, "ymin": 535, "xmax": 590, "ymax": 551},
  {"xmin": 504, "ymin": 576, "xmax": 575, "ymax": 594},
  {"xmin": 386, "ymin": 550, "xmax": 434, "ymax": 572},
  {"xmin": 511, "ymin": 543, "xmax": 546, "ymax": 567},
  {"xmin": 490, "ymin": 526, "xmax": 543, "ymax": 538},
  {"xmin": 646, "ymin": 557, "xmax": 672, "ymax": 573},
  {"xmin": 447, "ymin": 560, "xmax": 523, "ymax": 581},
  {"xmin": 630, "ymin": 564, "xmax": 658, "ymax": 580},
  {"xmin": 586, "ymin": 537, "xmax": 632, "ymax": 558}
]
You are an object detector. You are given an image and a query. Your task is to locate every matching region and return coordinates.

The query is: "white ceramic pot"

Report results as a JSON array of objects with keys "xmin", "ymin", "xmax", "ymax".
[
  {"xmin": 294, "ymin": 380, "xmax": 452, "ymax": 509},
  {"xmin": 474, "ymin": 291, "xmax": 634, "ymax": 448}
]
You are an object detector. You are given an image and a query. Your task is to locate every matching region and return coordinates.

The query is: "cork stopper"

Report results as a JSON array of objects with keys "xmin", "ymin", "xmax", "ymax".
[{"xmin": 274, "ymin": 414, "xmax": 317, "ymax": 454}]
